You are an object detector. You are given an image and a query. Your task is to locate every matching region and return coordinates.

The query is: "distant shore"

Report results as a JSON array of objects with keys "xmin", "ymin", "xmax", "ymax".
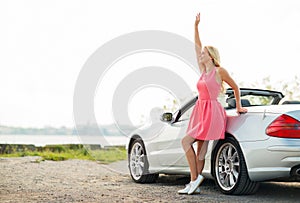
[
  {"xmin": 0, "ymin": 124, "xmax": 134, "ymax": 136},
  {"xmin": 0, "ymin": 134, "xmax": 127, "ymax": 147}
]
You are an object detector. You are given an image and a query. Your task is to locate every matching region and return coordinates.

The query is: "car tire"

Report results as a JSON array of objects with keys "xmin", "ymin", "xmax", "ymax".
[
  {"xmin": 128, "ymin": 139, "xmax": 158, "ymax": 183},
  {"xmin": 212, "ymin": 137, "xmax": 260, "ymax": 195}
]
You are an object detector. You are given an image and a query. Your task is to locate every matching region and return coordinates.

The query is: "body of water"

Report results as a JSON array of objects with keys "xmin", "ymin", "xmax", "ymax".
[{"xmin": 0, "ymin": 134, "xmax": 128, "ymax": 147}]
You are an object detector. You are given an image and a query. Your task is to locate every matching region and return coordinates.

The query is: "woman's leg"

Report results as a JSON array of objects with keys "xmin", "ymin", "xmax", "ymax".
[
  {"xmin": 196, "ymin": 141, "xmax": 209, "ymax": 175},
  {"xmin": 181, "ymin": 135, "xmax": 198, "ymax": 181}
]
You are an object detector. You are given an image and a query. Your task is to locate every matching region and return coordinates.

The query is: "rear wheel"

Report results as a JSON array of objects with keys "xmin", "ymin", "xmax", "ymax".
[
  {"xmin": 213, "ymin": 137, "xmax": 259, "ymax": 195},
  {"xmin": 128, "ymin": 139, "xmax": 158, "ymax": 183}
]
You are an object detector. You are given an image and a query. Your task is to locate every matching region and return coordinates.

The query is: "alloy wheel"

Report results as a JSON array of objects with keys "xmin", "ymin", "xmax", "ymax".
[
  {"xmin": 215, "ymin": 142, "xmax": 240, "ymax": 191},
  {"xmin": 129, "ymin": 142, "xmax": 145, "ymax": 180}
]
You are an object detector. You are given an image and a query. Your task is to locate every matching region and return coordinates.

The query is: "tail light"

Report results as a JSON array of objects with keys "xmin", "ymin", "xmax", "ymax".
[{"xmin": 266, "ymin": 114, "xmax": 300, "ymax": 138}]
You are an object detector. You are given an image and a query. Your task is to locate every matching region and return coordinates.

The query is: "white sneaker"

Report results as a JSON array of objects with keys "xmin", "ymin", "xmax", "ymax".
[
  {"xmin": 178, "ymin": 183, "xmax": 201, "ymax": 194},
  {"xmin": 188, "ymin": 175, "xmax": 204, "ymax": 195},
  {"xmin": 194, "ymin": 187, "xmax": 201, "ymax": 194}
]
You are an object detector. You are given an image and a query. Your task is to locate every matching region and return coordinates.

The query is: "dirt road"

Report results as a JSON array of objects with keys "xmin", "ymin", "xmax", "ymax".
[{"xmin": 1, "ymin": 157, "xmax": 299, "ymax": 202}]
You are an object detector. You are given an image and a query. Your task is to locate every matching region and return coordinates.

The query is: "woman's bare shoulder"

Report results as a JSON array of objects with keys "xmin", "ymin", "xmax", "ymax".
[{"xmin": 217, "ymin": 67, "xmax": 229, "ymax": 75}]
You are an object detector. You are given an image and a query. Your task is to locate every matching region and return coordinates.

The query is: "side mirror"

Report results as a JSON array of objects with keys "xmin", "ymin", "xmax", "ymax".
[{"xmin": 161, "ymin": 112, "xmax": 173, "ymax": 122}]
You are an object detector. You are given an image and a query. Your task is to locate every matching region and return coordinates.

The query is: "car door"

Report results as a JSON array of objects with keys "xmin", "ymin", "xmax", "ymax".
[{"xmin": 156, "ymin": 100, "xmax": 196, "ymax": 167}]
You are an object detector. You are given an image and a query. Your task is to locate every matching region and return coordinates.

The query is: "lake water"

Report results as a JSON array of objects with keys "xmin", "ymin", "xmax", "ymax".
[{"xmin": 0, "ymin": 134, "xmax": 128, "ymax": 147}]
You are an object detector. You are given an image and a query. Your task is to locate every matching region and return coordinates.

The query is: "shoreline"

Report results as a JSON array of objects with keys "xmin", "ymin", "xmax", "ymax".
[{"xmin": 0, "ymin": 134, "xmax": 127, "ymax": 147}]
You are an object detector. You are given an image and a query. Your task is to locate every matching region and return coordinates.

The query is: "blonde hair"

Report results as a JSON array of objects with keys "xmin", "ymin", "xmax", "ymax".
[
  {"xmin": 205, "ymin": 46, "xmax": 225, "ymax": 92},
  {"xmin": 205, "ymin": 46, "xmax": 221, "ymax": 67}
]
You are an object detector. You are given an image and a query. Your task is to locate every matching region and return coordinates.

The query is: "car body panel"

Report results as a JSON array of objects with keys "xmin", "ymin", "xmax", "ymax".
[{"xmin": 240, "ymin": 137, "xmax": 300, "ymax": 181}]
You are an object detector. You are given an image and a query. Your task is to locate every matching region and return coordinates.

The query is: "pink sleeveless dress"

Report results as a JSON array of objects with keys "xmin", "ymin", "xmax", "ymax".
[{"xmin": 186, "ymin": 67, "xmax": 226, "ymax": 140}]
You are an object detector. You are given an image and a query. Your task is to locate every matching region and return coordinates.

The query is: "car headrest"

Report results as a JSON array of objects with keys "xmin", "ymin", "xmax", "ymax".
[
  {"xmin": 227, "ymin": 98, "xmax": 251, "ymax": 108},
  {"xmin": 282, "ymin": 100, "xmax": 300, "ymax": 104}
]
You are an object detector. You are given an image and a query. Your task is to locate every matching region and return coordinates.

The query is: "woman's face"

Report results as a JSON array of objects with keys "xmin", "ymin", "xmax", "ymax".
[{"xmin": 199, "ymin": 48, "xmax": 211, "ymax": 63}]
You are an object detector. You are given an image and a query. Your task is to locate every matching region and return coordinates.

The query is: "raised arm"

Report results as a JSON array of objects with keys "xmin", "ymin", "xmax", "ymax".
[
  {"xmin": 195, "ymin": 13, "xmax": 205, "ymax": 73},
  {"xmin": 218, "ymin": 67, "xmax": 248, "ymax": 114}
]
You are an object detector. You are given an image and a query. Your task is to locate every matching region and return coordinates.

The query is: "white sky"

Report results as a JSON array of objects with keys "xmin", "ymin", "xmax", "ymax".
[{"xmin": 0, "ymin": 0, "xmax": 300, "ymax": 128}]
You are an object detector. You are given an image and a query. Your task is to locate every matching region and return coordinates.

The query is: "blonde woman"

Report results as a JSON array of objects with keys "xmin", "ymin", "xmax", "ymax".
[{"xmin": 178, "ymin": 12, "xmax": 247, "ymax": 195}]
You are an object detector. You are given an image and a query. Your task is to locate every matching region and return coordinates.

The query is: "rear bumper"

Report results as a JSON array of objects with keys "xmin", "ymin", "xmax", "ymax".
[{"xmin": 240, "ymin": 138, "xmax": 300, "ymax": 181}]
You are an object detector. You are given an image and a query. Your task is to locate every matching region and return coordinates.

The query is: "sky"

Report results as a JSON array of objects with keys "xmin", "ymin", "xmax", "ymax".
[{"xmin": 0, "ymin": 0, "xmax": 300, "ymax": 128}]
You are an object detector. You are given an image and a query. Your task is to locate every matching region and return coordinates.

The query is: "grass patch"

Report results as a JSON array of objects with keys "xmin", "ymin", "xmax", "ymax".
[
  {"xmin": 0, "ymin": 144, "xmax": 127, "ymax": 163},
  {"xmin": 89, "ymin": 147, "xmax": 127, "ymax": 164}
]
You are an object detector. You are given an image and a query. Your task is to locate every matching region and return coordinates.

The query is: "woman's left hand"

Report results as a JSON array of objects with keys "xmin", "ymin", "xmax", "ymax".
[
  {"xmin": 195, "ymin": 13, "xmax": 200, "ymax": 26},
  {"xmin": 237, "ymin": 107, "xmax": 248, "ymax": 114}
]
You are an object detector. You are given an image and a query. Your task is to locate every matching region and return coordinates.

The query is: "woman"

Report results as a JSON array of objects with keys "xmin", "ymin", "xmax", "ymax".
[{"xmin": 178, "ymin": 12, "xmax": 248, "ymax": 195}]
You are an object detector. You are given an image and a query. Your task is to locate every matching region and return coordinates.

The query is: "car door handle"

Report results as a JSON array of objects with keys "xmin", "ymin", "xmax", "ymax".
[{"xmin": 171, "ymin": 122, "xmax": 184, "ymax": 127}]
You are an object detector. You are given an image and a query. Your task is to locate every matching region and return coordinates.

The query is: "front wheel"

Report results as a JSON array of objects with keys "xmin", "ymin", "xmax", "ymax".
[
  {"xmin": 213, "ymin": 137, "xmax": 259, "ymax": 195},
  {"xmin": 128, "ymin": 139, "xmax": 158, "ymax": 183}
]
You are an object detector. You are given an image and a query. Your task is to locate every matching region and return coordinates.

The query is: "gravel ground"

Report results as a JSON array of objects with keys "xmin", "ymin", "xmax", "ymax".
[{"xmin": 1, "ymin": 156, "xmax": 300, "ymax": 203}]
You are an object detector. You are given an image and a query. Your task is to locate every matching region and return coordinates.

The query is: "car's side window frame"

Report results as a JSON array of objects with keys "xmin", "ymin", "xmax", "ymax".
[{"xmin": 173, "ymin": 96, "xmax": 198, "ymax": 123}]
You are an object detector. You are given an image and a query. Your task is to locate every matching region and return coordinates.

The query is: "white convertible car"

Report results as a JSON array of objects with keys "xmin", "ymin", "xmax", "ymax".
[{"xmin": 127, "ymin": 88, "xmax": 300, "ymax": 195}]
